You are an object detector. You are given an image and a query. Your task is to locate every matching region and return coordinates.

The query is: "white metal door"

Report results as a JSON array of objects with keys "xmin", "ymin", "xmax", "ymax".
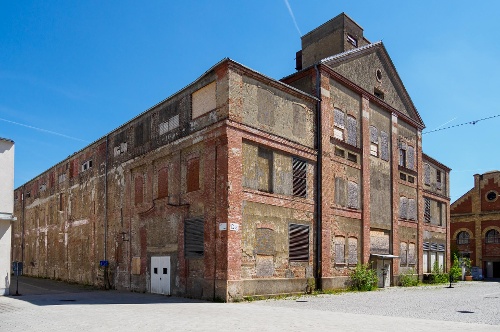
[
  {"xmin": 376, "ymin": 259, "xmax": 391, "ymax": 288},
  {"xmin": 423, "ymin": 252, "xmax": 428, "ymax": 273},
  {"xmin": 151, "ymin": 256, "xmax": 170, "ymax": 295}
]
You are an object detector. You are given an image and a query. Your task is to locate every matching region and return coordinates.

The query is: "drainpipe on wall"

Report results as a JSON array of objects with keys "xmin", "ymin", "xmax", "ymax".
[
  {"xmin": 21, "ymin": 185, "xmax": 25, "ymax": 265},
  {"xmin": 104, "ymin": 135, "xmax": 109, "ymax": 289},
  {"xmin": 213, "ymin": 143, "xmax": 218, "ymax": 301},
  {"xmin": 314, "ymin": 64, "xmax": 323, "ymax": 291}
]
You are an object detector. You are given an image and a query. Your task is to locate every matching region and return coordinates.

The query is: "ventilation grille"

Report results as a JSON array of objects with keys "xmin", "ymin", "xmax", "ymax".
[{"xmin": 289, "ymin": 223, "xmax": 309, "ymax": 261}]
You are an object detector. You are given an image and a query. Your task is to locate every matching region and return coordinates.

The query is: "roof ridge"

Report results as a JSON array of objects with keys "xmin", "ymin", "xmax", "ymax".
[{"xmin": 320, "ymin": 41, "xmax": 383, "ymax": 64}]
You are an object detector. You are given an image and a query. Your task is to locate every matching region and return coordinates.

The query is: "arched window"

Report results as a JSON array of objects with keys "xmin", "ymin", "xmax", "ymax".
[
  {"xmin": 456, "ymin": 231, "xmax": 470, "ymax": 245},
  {"xmin": 485, "ymin": 229, "xmax": 500, "ymax": 244}
]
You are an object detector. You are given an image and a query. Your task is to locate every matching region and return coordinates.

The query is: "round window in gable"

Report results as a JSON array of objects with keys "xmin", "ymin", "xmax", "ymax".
[
  {"xmin": 486, "ymin": 191, "xmax": 498, "ymax": 202},
  {"xmin": 376, "ymin": 69, "xmax": 383, "ymax": 82}
]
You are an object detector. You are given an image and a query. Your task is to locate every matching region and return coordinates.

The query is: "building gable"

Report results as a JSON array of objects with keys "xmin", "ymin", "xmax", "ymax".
[
  {"xmin": 322, "ymin": 43, "xmax": 424, "ymax": 128},
  {"xmin": 451, "ymin": 191, "xmax": 473, "ymax": 214}
]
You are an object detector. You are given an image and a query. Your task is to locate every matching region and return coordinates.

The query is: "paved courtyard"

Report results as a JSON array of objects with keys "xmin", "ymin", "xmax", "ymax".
[{"xmin": 0, "ymin": 276, "xmax": 499, "ymax": 331}]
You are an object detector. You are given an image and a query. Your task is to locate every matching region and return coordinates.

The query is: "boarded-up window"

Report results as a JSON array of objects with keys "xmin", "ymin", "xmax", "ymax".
[
  {"xmin": 292, "ymin": 157, "xmax": 307, "ymax": 198},
  {"xmin": 134, "ymin": 175, "xmax": 144, "ymax": 205},
  {"xmin": 408, "ymin": 243, "xmax": 416, "ymax": 265},
  {"xmin": 424, "ymin": 197, "xmax": 431, "ymax": 222},
  {"xmin": 134, "ymin": 118, "xmax": 151, "ymax": 146},
  {"xmin": 347, "ymin": 181, "xmax": 359, "ymax": 209},
  {"xmin": 424, "ymin": 163, "xmax": 431, "ymax": 186},
  {"xmin": 184, "ymin": 217, "xmax": 204, "ymax": 257},
  {"xmin": 158, "ymin": 167, "xmax": 168, "ymax": 199},
  {"xmin": 399, "ymin": 196, "xmax": 408, "ymax": 219},
  {"xmin": 408, "ymin": 198, "xmax": 417, "ymax": 221},
  {"xmin": 257, "ymin": 88, "xmax": 275, "ymax": 126},
  {"xmin": 289, "ymin": 223, "xmax": 309, "ymax": 261},
  {"xmin": 292, "ymin": 104, "xmax": 306, "ymax": 138},
  {"xmin": 380, "ymin": 131, "xmax": 389, "ymax": 161},
  {"xmin": 192, "ymin": 82, "xmax": 216, "ymax": 119},
  {"xmin": 187, "ymin": 158, "xmax": 200, "ymax": 192},
  {"xmin": 348, "ymin": 237, "xmax": 358, "ymax": 265},
  {"xmin": 257, "ymin": 147, "xmax": 273, "ymax": 193},
  {"xmin": 255, "ymin": 228, "xmax": 275, "ymax": 255},
  {"xmin": 400, "ymin": 242, "xmax": 408, "ymax": 266},
  {"xmin": 399, "ymin": 149, "xmax": 406, "ymax": 168},
  {"xmin": 407, "ymin": 146, "xmax": 415, "ymax": 170},
  {"xmin": 335, "ymin": 177, "xmax": 346, "ymax": 207},
  {"xmin": 369, "ymin": 126, "xmax": 378, "ymax": 143},
  {"xmin": 333, "ymin": 108, "xmax": 344, "ymax": 141},
  {"xmin": 334, "ymin": 108, "xmax": 345, "ymax": 128},
  {"xmin": 334, "ymin": 237, "xmax": 345, "ymax": 264},
  {"xmin": 370, "ymin": 230, "xmax": 389, "ymax": 254},
  {"xmin": 346, "ymin": 116, "xmax": 357, "ymax": 146}
]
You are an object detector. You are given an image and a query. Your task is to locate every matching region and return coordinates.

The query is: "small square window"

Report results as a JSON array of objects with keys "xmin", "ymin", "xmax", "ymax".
[
  {"xmin": 347, "ymin": 153, "xmax": 357, "ymax": 163},
  {"xmin": 408, "ymin": 176, "xmax": 415, "ymax": 183},
  {"xmin": 370, "ymin": 143, "xmax": 378, "ymax": 156},
  {"xmin": 334, "ymin": 147, "xmax": 345, "ymax": 158},
  {"xmin": 374, "ymin": 88, "xmax": 384, "ymax": 100},
  {"xmin": 400, "ymin": 173, "xmax": 407, "ymax": 181}
]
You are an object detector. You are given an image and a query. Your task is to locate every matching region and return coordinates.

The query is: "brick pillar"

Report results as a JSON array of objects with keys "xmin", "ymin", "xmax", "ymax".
[
  {"xmin": 361, "ymin": 95, "xmax": 371, "ymax": 264},
  {"xmin": 391, "ymin": 112, "xmax": 399, "ymax": 278},
  {"xmin": 226, "ymin": 129, "xmax": 243, "ymax": 281},
  {"xmin": 319, "ymin": 72, "xmax": 333, "ymax": 278}
]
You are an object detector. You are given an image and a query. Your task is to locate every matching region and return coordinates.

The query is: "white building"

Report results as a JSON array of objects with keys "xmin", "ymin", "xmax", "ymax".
[{"xmin": 0, "ymin": 138, "xmax": 15, "ymax": 295}]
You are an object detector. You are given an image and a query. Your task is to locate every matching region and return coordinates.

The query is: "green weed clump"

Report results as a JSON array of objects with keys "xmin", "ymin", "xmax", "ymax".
[
  {"xmin": 349, "ymin": 264, "xmax": 378, "ymax": 291},
  {"xmin": 400, "ymin": 269, "xmax": 419, "ymax": 287},
  {"xmin": 449, "ymin": 253, "xmax": 462, "ymax": 282},
  {"xmin": 428, "ymin": 261, "xmax": 448, "ymax": 284}
]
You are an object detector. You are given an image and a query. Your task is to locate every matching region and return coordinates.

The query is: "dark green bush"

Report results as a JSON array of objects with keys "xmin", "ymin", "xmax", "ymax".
[{"xmin": 350, "ymin": 264, "xmax": 378, "ymax": 291}]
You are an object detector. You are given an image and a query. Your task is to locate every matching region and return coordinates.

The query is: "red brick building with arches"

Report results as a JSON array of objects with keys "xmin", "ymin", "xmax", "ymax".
[{"xmin": 451, "ymin": 171, "xmax": 500, "ymax": 278}]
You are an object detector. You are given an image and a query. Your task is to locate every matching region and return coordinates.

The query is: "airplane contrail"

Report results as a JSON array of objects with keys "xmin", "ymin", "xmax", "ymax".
[
  {"xmin": 284, "ymin": 0, "xmax": 302, "ymax": 36},
  {"xmin": 0, "ymin": 117, "xmax": 89, "ymax": 143}
]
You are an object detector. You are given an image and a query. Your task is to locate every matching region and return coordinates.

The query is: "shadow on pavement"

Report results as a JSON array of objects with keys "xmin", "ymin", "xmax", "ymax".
[{"xmin": 7, "ymin": 275, "xmax": 208, "ymax": 306}]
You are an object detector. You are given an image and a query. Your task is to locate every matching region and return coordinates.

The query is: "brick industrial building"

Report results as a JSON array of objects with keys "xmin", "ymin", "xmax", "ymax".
[
  {"xmin": 12, "ymin": 13, "xmax": 450, "ymax": 301},
  {"xmin": 451, "ymin": 171, "xmax": 500, "ymax": 278}
]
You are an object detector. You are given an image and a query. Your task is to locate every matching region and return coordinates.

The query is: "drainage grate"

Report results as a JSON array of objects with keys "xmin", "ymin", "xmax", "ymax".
[
  {"xmin": 59, "ymin": 299, "xmax": 76, "ymax": 302},
  {"xmin": 457, "ymin": 310, "xmax": 474, "ymax": 314}
]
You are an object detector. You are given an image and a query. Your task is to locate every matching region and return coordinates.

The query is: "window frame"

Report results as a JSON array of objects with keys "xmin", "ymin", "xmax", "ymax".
[
  {"xmin": 456, "ymin": 231, "xmax": 470, "ymax": 245},
  {"xmin": 485, "ymin": 229, "xmax": 500, "ymax": 244}
]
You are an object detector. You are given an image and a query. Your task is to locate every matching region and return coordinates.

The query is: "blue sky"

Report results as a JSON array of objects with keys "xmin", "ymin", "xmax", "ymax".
[{"xmin": 1, "ymin": 1, "xmax": 499, "ymax": 202}]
